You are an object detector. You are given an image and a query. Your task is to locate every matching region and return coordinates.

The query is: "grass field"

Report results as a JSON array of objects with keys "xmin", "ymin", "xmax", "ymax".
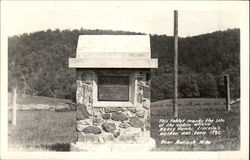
[
  {"xmin": 8, "ymin": 93, "xmax": 73, "ymax": 105},
  {"xmin": 8, "ymin": 93, "xmax": 75, "ymax": 111},
  {"xmin": 8, "ymin": 111, "xmax": 77, "ymax": 151},
  {"xmin": 8, "ymin": 98, "xmax": 240, "ymax": 151},
  {"xmin": 151, "ymin": 98, "xmax": 226, "ymax": 107},
  {"xmin": 151, "ymin": 102, "xmax": 240, "ymax": 151}
]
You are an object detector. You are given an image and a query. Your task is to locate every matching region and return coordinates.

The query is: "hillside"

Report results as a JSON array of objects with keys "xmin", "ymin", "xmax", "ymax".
[{"xmin": 8, "ymin": 28, "xmax": 240, "ymax": 102}]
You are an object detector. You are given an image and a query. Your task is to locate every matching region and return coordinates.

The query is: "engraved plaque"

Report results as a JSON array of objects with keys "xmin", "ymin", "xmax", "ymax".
[{"xmin": 98, "ymin": 76, "xmax": 129, "ymax": 101}]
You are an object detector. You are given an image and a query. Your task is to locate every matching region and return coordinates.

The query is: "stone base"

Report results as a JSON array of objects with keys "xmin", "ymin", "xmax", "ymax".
[{"xmin": 70, "ymin": 134, "xmax": 156, "ymax": 152}]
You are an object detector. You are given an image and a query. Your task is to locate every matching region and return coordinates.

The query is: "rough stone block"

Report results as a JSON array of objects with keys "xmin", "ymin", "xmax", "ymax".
[
  {"xmin": 77, "ymin": 119, "xmax": 92, "ymax": 131},
  {"xmin": 137, "ymin": 74, "xmax": 146, "ymax": 81},
  {"xmin": 102, "ymin": 122, "xmax": 116, "ymax": 133},
  {"xmin": 145, "ymin": 123, "xmax": 151, "ymax": 130},
  {"xmin": 138, "ymin": 81, "xmax": 145, "ymax": 86},
  {"xmin": 127, "ymin": 127, "xmax": 141, "ymax": 134},
  {"xmin": 84, "ymin": 80, "xmax": 93, "ymax": 85},
  {"xmin": 83, "ymin": 126, "xmax": 101, "ymax": 135},
  {"xmin": 77, "ymin": 132, "xmax": 86, "ymax": 142},
  {"xmin": 118, "ymin": 122, "xmax": 130, "ymax": 129},
  {"xmin": 78, "ymin": 132, "xmax": 99, "ymax": 143},
  {"xmin": 142, "ymin": 99, "xmax": 150, "ymax": 109},
  {"xmin": 86, "ymin": 134, "xmax": 99, "ymax": 143},
  {"xmin": 136, "ymin": 109, "xmax": 145, "ymax": 118},
  {"xmin": 105, "ymin": 107, "xmax": 123, "ymax": 113},
  {"xmin": 111, "ymin": 112, "xmax": 128, "ymax": 121},
  {"xmin": 83, "ymin": 85, "xmax": 92, "ymax": 100},
  {"xmin": 101, "ymin": 132, "xmax": 114, "ymax": 142},
  {"xmin": 88, "ymin": 95, "xmax": 93, "ymax": 103},
  {"xmin": 92, "ymin": 117, "xmax": 103, "ymax": 126},
  {"xmin": 128, "ymin": 117, "xmax": 144, "ymax": 128},
  {"xmin": 113, "ymin": 130, "xmax": 120, "ymax": 138},
  {"xmin": 80, "ymin": 71, "xmax": 93, "ymax": 81},
  {"xmin": 76, "ymin": 82, "xmax": 92, "ymax": 104},
  {"xmin": 102, "ymin": 113, "xmax": 111, "ymax": 120},
  {"xmin": 92, "ymin": 108, "xmax": 103, "ymax": 117},
  {"xmin": 143, "ymin": 86, "xmax": 150, "ymax": 98},
  {"xmin": 76, "ymin": 105, "xmax": 90, "ymax": 120},
  {"xmin": 117, "ymin": 127, "xmax": 142, "ymax": 142},
  {"xmin": 123, "ymin": 110, "xmax": 134, "ymax": 117},
  {"xmin": 137, "ymin": 85, "xmax": 143, "ymax": 91},
  {"xmin": 98, "ymin": 135, "xmax": 105, "ymax": 143},
  {"xmin": 137, "ymin": 93, "xmax": 143, "ymax": 103},
  {"xmin": 128, "ymin": 108, "xmax": 137, "ymax": 113}
]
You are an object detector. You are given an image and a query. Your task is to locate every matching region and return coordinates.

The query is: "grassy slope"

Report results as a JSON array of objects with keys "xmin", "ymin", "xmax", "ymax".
[
  {"xmin": 8, "ymin": 93, "xmax": 75, "ymax": 111},
  {"xmin": 151, "ymin": 103, "xmax": 240, "ymax": 151},
  {"xmin": 8, "ymin": 98, "xmax": 240, "ymax": 151},
  {"xmin": 8, "ymin": 111, "xmax": 76, "ymax": 151},
  {"xmin": 8, "ymin": 93, "xmax": 73, "ymax": 105},
  {"xmin": 152, "ymin": 98, "xmax": 226, "ymax": 106}
]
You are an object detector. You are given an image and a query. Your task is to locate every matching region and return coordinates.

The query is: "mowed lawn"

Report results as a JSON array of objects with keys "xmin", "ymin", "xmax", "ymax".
[
  {"xmin": 8, "ymin": 98, "xmax": 240, "ymax": 151},
  {"xmin": 8, "ymin": 111, "xmax": 77, "ymax": 151},
  {"xmin": 150, "ymin": 102, "xmax": 240, "ymax": 151}
]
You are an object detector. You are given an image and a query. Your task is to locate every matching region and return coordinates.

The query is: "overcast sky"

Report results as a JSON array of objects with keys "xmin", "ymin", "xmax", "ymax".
[{"xmin": 2, "ymin": 1, "xmax": 246, "ymax": 37}]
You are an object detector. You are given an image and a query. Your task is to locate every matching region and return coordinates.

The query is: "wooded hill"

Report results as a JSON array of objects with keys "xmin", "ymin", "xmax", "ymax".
[{"xmin": 8, "ymin": 28, "xmax": 240, "ymax": 102}]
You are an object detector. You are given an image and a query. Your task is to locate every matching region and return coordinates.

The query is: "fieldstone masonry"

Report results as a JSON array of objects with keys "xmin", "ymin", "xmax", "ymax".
[
  {"xmin": 69, "ymin": 35, "xmax": 158, "ymax": 151},
  {"xmin": 75, "ymin": 69, "xmax": 151, "ymax": 143}
]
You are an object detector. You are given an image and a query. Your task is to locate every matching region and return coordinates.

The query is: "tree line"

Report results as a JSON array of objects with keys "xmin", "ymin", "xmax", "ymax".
[{"xmin": 8, "ymin": 28, "xmax": 240, "ymax": 102}]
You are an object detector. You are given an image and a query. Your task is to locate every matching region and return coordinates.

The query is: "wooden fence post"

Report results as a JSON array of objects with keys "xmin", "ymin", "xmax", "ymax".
[
  {"xmin": 12, "ymin": 87, "xmax": 17, "ymax": 125},
  {"xmin": 224, "ymin": 74, "xmax": 231, "ymax": 111},
  {"xmin": 173, "ymin": 10, "xmax": 178, "ymax": 117}
]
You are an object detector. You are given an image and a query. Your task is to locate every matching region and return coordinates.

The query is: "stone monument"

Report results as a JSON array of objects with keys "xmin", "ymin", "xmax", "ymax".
[{"xmin": 69, "ymin": 35, "xmax": 158, "ymax": 151}]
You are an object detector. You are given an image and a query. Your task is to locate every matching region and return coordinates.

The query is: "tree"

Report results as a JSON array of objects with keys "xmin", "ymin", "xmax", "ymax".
[
  {"xmin": 8, "ymin": 28, "xmax": 240, "ymax": 101},
  {"xmin": 217, "ymin": 66, "xmax": 240, "ymax": 99},
  {"xmin": 197, "ymin": 73, "xmax": 218, "ymax": 98},
  {"xmin": 179, "ymin": 74, "xmax": 200, "ymax": 98}
]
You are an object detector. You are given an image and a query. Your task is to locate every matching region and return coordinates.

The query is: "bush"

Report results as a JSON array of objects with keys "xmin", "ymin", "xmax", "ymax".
[
  {"xmin": 197, "ymin": 73, "xmax": 218, "ymax": 98},
  {"xmin": 179, "ymin": 74, "xmax": 200, "ymax": 98}
]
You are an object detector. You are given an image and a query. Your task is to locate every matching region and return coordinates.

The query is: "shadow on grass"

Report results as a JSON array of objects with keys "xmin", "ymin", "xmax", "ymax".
[{"xmin": 41, "ymin": 143, "xmax": 70, "ymax": 151}]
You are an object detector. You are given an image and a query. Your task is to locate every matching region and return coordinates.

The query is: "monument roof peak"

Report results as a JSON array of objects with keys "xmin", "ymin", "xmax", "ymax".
[
  {"xmin": 69, "ymin": 35, "xmax": 158, "ymax": 68},
  {"xmin": 76, "ymin": 35, "xmax": 151, "ymax": 59}
]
